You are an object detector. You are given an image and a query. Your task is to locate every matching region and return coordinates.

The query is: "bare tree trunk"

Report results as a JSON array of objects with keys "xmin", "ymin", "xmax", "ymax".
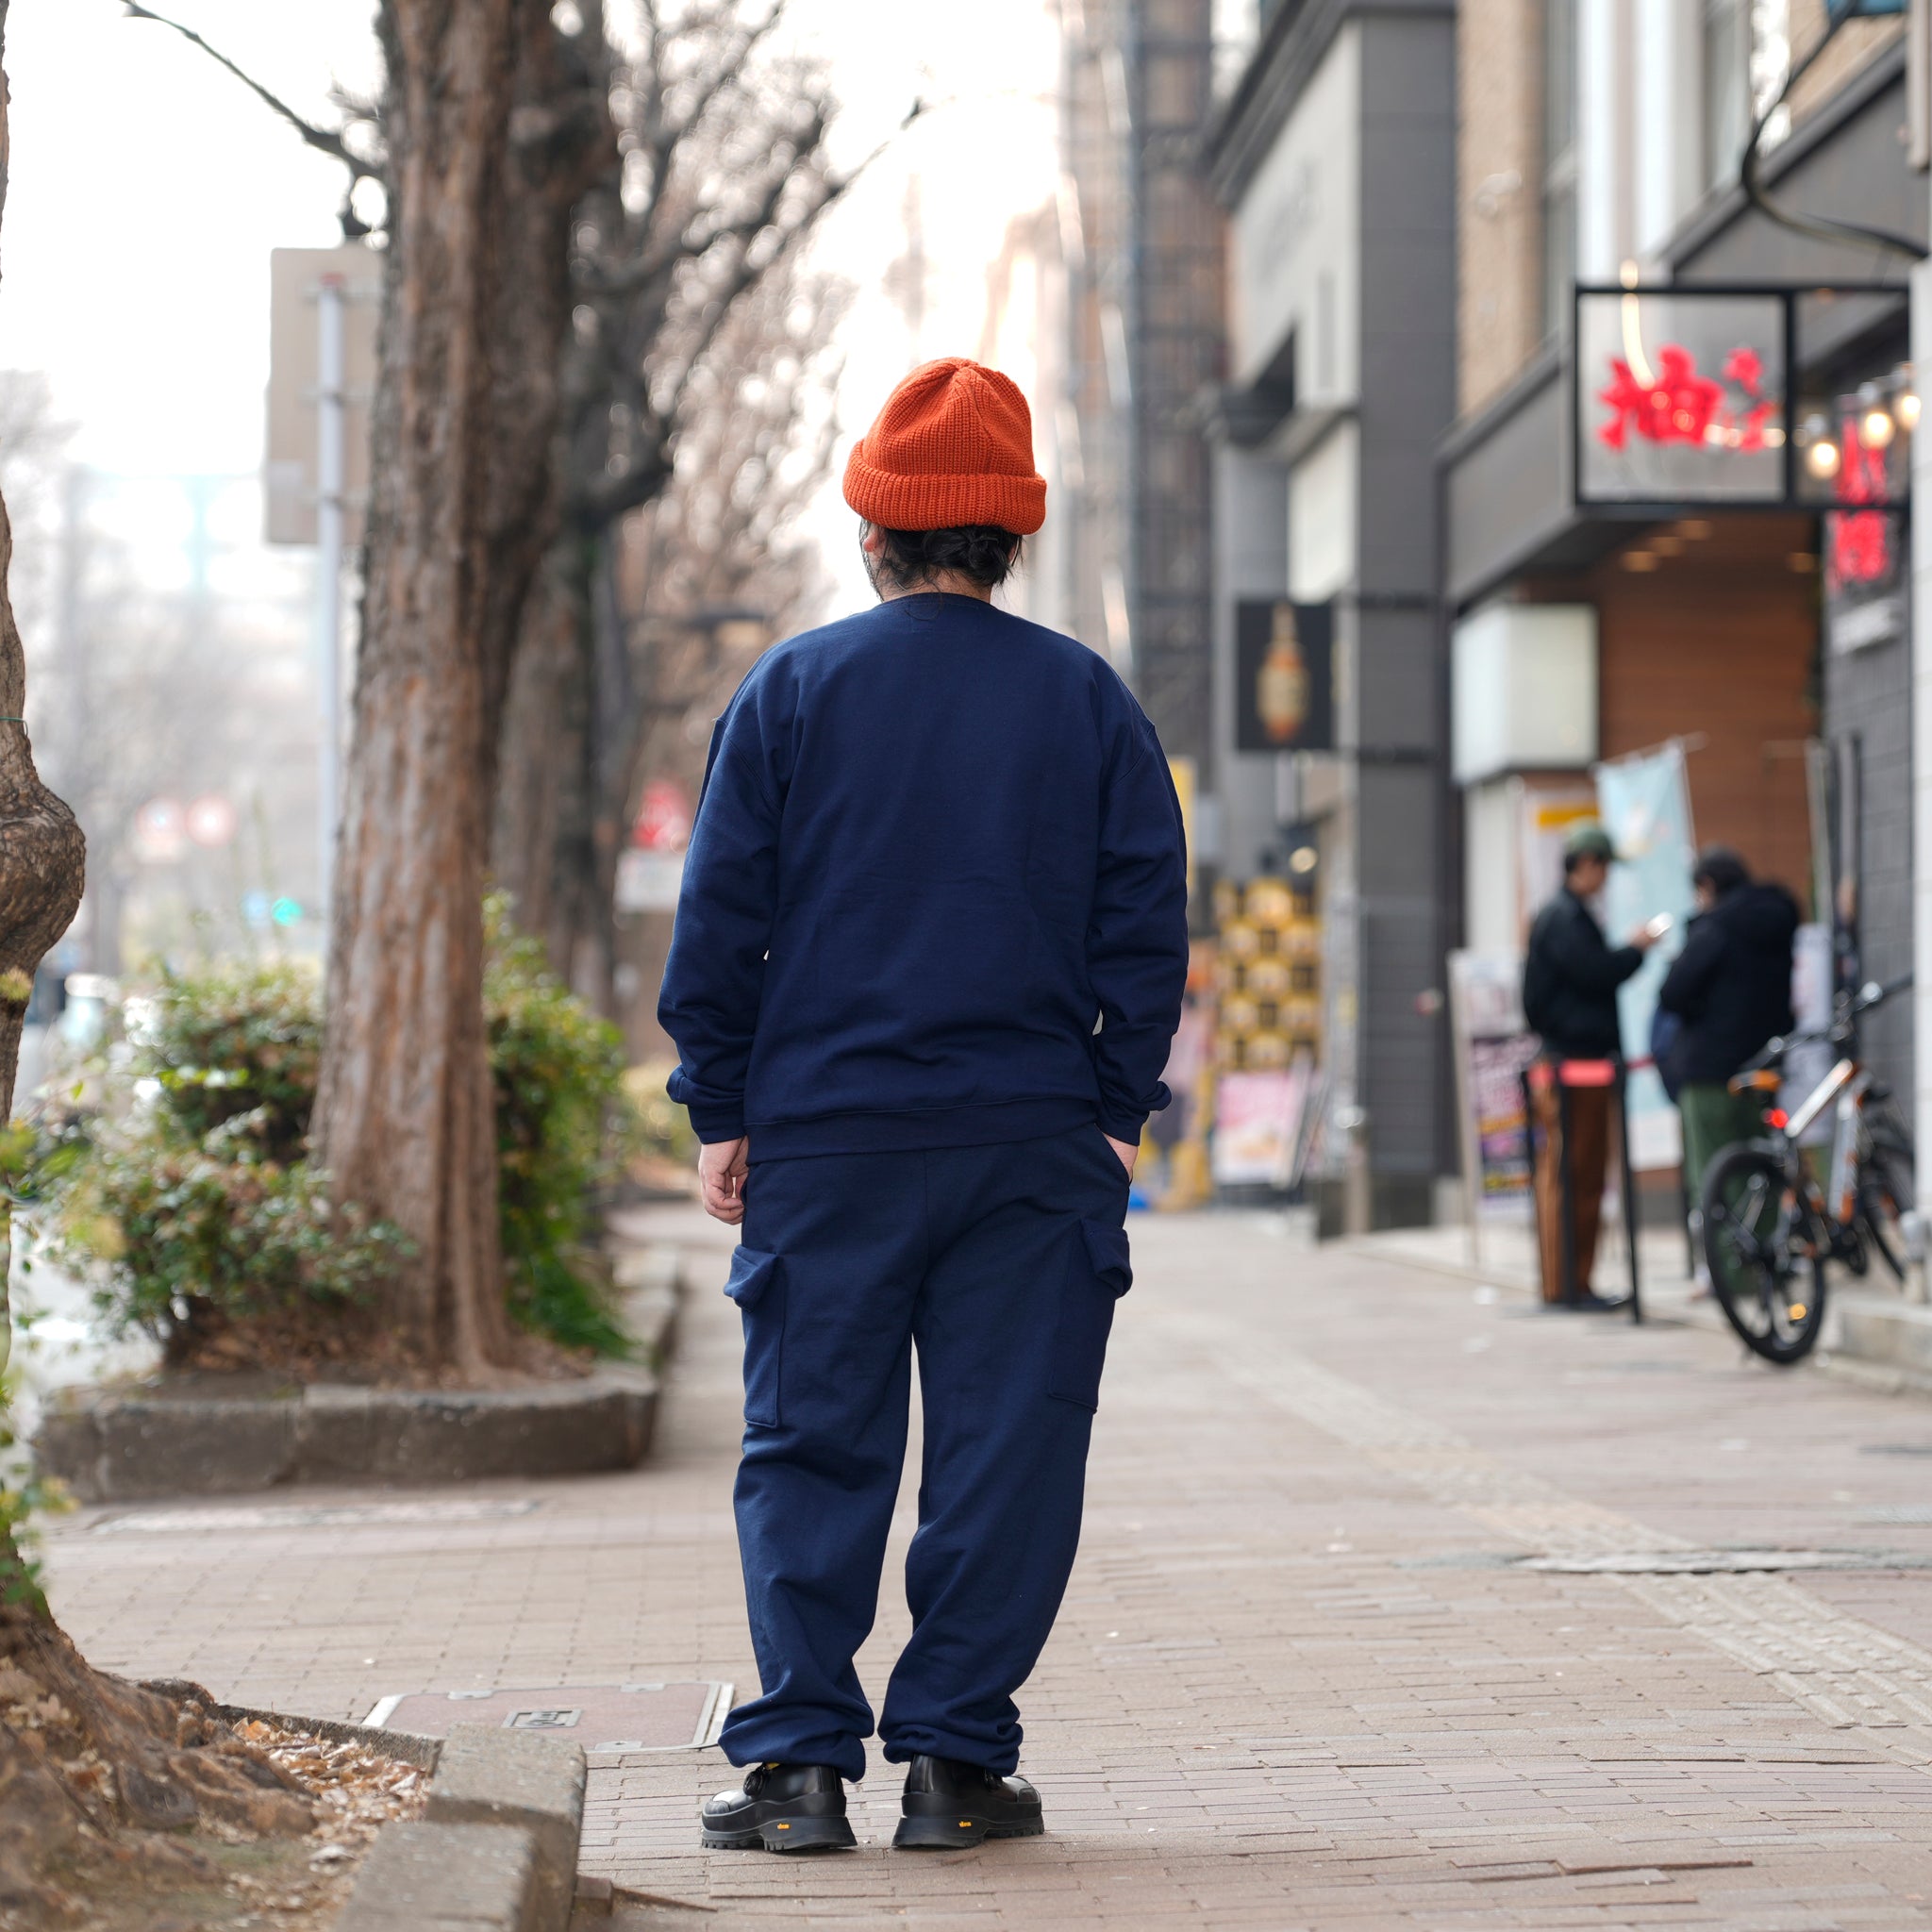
[
  {"xmin": 0, "ymin": 45, "xmax": 83, "ymax": 1117},
  {"xmin": 491, "ymin": 532, "xmax": 630, "ymax": 1010},
  {"xmin": 488, "ymin": 10, "xmax": 862, "ymax": 1012},
  {"xmin": 0, "ymin": 492, "xmax": 81, "ymax": 1115},
  {"xmin": 310, "ymin": 0, "xmax": 607, "ymax": 1375},
  {"xmin": 491, "ymin": 543, "xmax": 591, "ymax": 972}
]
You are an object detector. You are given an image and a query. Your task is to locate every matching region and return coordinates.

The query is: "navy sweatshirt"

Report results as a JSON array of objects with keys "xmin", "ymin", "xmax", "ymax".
[{"xmin": 658, "ymin": 592, "xmax": 1190, "ymax": 1158}]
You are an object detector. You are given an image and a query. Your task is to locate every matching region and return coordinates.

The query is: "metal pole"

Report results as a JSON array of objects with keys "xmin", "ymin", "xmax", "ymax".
[
  {"xmin": 1618, "ymin": 1063, "xmax": 1642, "ymax": 1324},
  {"xmin": 1557, "ymin": 1071, "xmax": 1579, "ymax": 1307},
  {"xmin": 316, "ymin": 273, "xmax": 346, "ymax": 924},
  {"xmin": 1523, "ymin": 1065, "xmax": 1543, "ymax": 1291}
]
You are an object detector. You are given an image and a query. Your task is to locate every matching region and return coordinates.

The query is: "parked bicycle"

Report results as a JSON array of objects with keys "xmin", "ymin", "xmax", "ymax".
[{"xmin": 1699, "ymin": 974, "xmax": 1915, "ymax": 1364}]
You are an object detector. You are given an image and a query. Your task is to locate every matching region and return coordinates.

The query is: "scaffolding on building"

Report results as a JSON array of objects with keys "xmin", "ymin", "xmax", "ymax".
[{"xmin": 1058, "ymin": 0, "xmax": 1224, "ymax": 775}]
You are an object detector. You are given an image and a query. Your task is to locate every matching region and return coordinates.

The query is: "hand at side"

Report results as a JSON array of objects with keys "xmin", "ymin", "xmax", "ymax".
[{"xmin": 700, "ymin": 1137, "xmax": 749, "ymax": 1224}]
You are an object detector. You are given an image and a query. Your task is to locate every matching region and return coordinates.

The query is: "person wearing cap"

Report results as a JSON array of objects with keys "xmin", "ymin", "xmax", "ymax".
[
  {"xmin": 659, "ymin": 358, "xmax": 1189, "ymax": 1854},
  {"xmin": 1521, "ymin": 822, "xmax": 1660, "ymax": 1304}
]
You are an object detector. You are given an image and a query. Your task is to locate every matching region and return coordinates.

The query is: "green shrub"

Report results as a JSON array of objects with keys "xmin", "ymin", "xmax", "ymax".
[
  {"xmin": 58, "ymin": 1113, "xmax": 408, "ymax": 1366},
  {"xmin": 46, "ymin": 906, "xmax": 637, "ymax": 1366},
  {"xmin": 484, "ymin": 898, "xmax": 633, "ymax": 1357},
  {"xmin": 138, "ymin": 961, "xmax": 321, "ymax": 1161},
  {"xmin": 624, "ymin": 1059, "xmax": 698, "ymax": 1167}
]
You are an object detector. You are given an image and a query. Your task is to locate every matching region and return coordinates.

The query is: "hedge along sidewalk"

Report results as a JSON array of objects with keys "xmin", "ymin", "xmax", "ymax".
[{"xmin": 33, "ymin": 1241, "xmax": 685, "ymax": 1505}]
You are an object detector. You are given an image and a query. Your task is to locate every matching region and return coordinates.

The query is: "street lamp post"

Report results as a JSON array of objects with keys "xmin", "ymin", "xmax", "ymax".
[{"xmin": 315, "ymin": 272, "xmax": 346, "ymax": 924}]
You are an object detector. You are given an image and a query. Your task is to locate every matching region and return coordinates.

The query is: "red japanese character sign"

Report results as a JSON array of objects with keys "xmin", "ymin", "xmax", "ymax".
[{"xmin": 1596, "ymin": 341, "xmax": 1776, "ymax": 455}]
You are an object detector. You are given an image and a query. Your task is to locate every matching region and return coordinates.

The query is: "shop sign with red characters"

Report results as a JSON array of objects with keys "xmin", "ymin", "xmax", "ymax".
[{"xmin": 1573, "ymin": 284, "xmax": 1907, "ymax": 514}]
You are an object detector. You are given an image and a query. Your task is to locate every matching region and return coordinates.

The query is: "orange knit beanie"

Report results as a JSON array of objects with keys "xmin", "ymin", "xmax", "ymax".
[{"xmin": 842, "ymin": 357, "xmax": 1047, "ymax": 535}]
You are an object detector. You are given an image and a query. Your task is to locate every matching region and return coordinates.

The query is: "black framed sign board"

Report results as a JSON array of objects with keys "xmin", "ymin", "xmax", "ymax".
[{"xmin": 1235, "ymin": 599, "xmax": 1335, "ymax": 754}]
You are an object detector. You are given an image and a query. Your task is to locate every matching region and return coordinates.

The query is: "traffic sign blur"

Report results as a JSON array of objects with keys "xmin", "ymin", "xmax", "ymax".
[
  {"xmin": 633, "ymin": 778, "xmax": 693, "ymax": 854},
  {"xmin": 132, "ymin": 797, "xmax": 186, "ymax": 863},
  {"xmin": 186, "ymin": 794, "xmax": 239, "ymax": 848}
]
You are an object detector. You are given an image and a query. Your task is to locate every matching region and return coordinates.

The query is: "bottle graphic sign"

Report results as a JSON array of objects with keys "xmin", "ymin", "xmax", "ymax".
[
  {"xmin": 1257, "ymin": 604, "xmax": 1309, "ymax": 743},
  {"xmin": 1236, "ymin": 600, "xmax": 1334, "ymax": 753}
]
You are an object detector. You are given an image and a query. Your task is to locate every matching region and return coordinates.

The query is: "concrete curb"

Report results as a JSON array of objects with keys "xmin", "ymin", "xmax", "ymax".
[
  {"xmin": 317, "ymin": 1724, "xmax": 587, "ymax": 1932},
  {"xmin": 425, "ymin": 1725, "xmax": 587, "ymax": 1930},
  {"xmin": 33, "ymin": 1242, "xmax": 686, "ymax": 1503},
  {"xmin": 337, "ymin": 1822, "xmax": 541, "ymax": 1931},
  {"xmin": 175, "ymin": 1700, "xmax": 586, "ymax": 1932},
  {"xmin": 207, "ymin": 1698, "xmax": 442, "ymax": 1769}
]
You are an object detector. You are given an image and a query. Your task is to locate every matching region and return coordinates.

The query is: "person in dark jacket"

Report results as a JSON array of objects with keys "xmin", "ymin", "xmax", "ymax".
[
  {"xmin": 1657, "ymin": 846, "xmax": 1797, "ymax": 1216},
  {"xmin": 659, "ymin": 358, "xmax": 1189, "ymax": 1856},
  {"xmin": 1522, "ymin": 823, "xmax": 1659, "ymax": 1303}
]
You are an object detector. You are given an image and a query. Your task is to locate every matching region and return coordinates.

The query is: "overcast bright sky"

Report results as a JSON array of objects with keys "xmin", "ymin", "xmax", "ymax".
[{"xmin": 1, "ymin": 0, "xmax": 1061, "ymax": 611}]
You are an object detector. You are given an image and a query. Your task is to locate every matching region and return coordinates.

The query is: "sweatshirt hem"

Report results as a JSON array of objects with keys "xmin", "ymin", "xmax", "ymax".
[{"xmin": 748, "ymin": 1098, "xmax": 1097, "ymax": 1159}]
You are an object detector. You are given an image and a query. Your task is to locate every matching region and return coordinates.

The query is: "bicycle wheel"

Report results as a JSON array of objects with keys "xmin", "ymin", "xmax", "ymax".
[
  {"xmin": 1858, "ymin": 1133, "xmax": 1915, "ymax": 1285},
  {"xmin": 1701, "ymin": 1143, "xmax": 1827, "ymax": 1365}
]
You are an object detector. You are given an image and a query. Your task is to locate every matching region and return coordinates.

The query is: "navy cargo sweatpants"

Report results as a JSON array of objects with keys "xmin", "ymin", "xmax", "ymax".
[{"xmin": 717, "ymin": 1127, "xmax": 1132, "ymax": 1783}]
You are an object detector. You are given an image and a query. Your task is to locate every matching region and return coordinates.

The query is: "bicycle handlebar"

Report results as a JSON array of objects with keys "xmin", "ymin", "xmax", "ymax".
[
  {"xmin": 1731, "ymin": 973, "xmax": 1914, "ymax": 1080},
  {"xmin": 1857, "ymin": 972, "xmax": 1914, "ymax": 1014}
]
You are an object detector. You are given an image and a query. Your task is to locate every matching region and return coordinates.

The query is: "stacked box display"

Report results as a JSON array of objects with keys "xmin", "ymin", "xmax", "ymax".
[{"xmin": 1212, "ymin": 875, "xmax": 1321, "ymax": 1071}]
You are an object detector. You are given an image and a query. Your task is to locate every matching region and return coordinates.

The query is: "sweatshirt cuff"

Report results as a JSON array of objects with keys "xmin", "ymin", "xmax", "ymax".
[
  {"xmin": 686, "ymin": 1103, "xmax": 747, "ymax": 1143},
  {"xmin": 1097, "ymin": 1078, "xmax": 1170, "ymax": 1146}
]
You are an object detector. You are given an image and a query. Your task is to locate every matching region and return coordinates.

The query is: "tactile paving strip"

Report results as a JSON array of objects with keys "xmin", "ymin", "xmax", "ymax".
[{"xmin": 1191, "ymin": 1324, "xmax": 1932, "ymax": 1757}]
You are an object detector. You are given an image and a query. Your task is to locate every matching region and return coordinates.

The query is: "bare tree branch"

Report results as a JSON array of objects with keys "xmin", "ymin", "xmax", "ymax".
[{"xmin": 123, "ymin": 3, "xmax": 383, "ymax": 183}]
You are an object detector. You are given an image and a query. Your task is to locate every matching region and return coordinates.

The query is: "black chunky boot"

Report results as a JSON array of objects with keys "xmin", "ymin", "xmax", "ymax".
[
  {"xmin": 892, "ymin": 1753, "xmax": 1045, "ymax": 1848},
  {"xmin": 699, "ymin": 1762, "xmax": 858, "ymax": 1852}
]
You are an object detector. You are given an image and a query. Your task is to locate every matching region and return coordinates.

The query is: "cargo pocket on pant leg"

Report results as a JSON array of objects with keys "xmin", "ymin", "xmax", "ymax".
[
  {"xmin": 724, "ymin": 1245, "xmax": 785, "ymax": 1427},
  {"xmin": 1046, "ymin": 1220, "xmax": 1132, "ymax": 1411}
]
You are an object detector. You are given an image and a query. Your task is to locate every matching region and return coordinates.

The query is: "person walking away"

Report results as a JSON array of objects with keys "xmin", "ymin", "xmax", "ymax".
[
  {"xmin": 1656, "ymin": 846, "xmax": 1797, "ymax": 1283},
  {"xmin": 1522, "ymin": 822, "xmax": 1660, "ymax": 1304},
  {"xmin": 658, "ymin": 357, "xmax": 1190, "ymax": 1855}
]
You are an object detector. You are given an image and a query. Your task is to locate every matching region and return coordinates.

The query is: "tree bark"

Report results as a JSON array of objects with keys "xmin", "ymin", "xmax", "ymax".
[
  {"xmin": 492, "ymin": 532, "xmax": 628, "ymax": 1005},
  {"xmin": 0, "ymin": 31, "xmax": 83, "ymax": 1120},
  {"xmin": 491, "ymin": 541, "xmax": 590, "ymax": 970},
  {"xmin": 310, "ymin": 0, "xmax": 608, "ymax": 1375}
]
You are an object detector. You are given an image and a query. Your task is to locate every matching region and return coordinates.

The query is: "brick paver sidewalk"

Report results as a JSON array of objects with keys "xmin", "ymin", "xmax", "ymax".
[{"xmin": 40, "ymin": 1208, "xmax": 1932, "ymax": 1928}]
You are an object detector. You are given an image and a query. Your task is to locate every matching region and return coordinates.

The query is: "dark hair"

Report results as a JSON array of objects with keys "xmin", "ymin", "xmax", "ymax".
[
  {"xmin": 874, "ymin": 524, "xmax": 1024, "ymax": 592},
  {"xmin": 1692, "ymin": 845, "xmax": 1750, "ymax": 898}
]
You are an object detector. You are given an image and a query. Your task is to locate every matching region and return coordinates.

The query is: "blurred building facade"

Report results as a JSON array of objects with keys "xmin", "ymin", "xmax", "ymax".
[
  {"xmin": 1203, "ymin": 0, "xmax": 1459, "ymax": 1226},
  {"xmin": 1444, "ymin": 0, "xmax": 1922, "ymax": 1111},
  {"xmin": 1045, "ymin": 0, "xmax": 1926, "ymax": 1224}
]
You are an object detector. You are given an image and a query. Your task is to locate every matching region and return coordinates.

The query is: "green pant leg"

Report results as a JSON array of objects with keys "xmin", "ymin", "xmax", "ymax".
[{"xmin": 1678, "ymin": 1081, "xmax": 1766, "ymax": 1207}]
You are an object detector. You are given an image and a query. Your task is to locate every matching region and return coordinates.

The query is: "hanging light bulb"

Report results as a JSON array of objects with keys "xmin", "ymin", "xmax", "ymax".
[
  {"xmin": 1806, "ymin": 436, "xmax": 1841, "ymax": 480},
  {"xmin": 1861, "ymin": 406, "xmax": 1896, "ymax": 450},
  {"xmin": 1896, "ymin": 389, "xmax": 1921, "ymax": 433}
]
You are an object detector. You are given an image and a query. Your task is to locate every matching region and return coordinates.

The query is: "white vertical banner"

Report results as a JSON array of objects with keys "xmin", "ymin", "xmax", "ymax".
[{"xmin": 1594, "ymin": 741, "xmax": 1697, "ymax": 1171}]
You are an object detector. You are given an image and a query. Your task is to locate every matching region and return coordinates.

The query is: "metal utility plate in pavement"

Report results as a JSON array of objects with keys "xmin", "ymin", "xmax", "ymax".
[
  {"xmin": 92, "ymin": 1499, "xmax": 545, "ymax": 1535},
  {"xmin": 364, "ymin": 1681, "xmax": 733, "ymax": 1754},
  {"xmin": 1519, "ymin": 1548, "xmax": 1925, "ymax": 1574}
]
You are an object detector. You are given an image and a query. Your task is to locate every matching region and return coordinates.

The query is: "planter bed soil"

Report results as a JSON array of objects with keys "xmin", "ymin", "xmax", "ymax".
[{"xmin": 18, "ymin": 1717, "xmax": 425, "ymax": 1932}]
